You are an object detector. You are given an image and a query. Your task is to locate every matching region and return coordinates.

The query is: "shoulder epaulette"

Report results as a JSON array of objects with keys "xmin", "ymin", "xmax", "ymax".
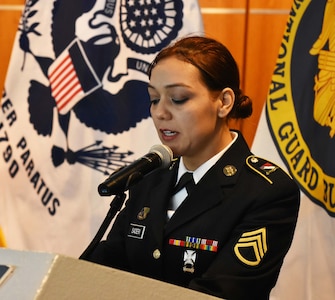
[{"xmin": 246, "ymin": 155, "xmax": 281, "ymax": 184}]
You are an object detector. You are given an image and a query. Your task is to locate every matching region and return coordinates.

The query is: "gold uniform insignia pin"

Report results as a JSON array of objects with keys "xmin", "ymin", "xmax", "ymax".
[
  {"xmin": 137, "ymin": 207, "xmax": 150, "ymax": 220},
  {"xmin": 223, "ymin": 165, "xmax": 237, "ymax": 177},
  {"xmin": 153, "ymin": 249, "xmax": 161, "ymax": 259}
]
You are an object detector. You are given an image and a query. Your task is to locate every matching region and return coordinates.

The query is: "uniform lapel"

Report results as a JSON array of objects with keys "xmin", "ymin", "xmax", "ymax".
[
  {"xmin": 164, "ymin": 132, "xmax": 251, "ymax": 236},
  {"xmin": 164, "ymin": 164, "xmax": 229, "ymax": 235},
  {"xmin": 149, "ymin": 163, "xmax": 177, "ymax": 244}
]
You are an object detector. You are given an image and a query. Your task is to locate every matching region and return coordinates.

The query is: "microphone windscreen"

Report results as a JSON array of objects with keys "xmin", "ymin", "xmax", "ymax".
[{"xmin": 149, "ymin": 144, "xmax": 173, "ymax": 168}]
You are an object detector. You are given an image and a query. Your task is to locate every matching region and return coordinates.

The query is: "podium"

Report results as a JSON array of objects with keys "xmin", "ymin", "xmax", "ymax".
[{"xmin": 0, "ymin": 248, "xmax": 218, "ymax": 299}]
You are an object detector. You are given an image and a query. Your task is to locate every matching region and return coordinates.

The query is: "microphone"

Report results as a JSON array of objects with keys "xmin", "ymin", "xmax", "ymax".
[{"xmin": 98, "ymin": 144, "xmax": 173, "ymax": 196}]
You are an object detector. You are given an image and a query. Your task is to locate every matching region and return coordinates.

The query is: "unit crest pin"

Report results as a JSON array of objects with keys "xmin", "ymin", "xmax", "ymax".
[{"xmin": 223, "ymin": 165, "xmax": 237, "ymax": 177}]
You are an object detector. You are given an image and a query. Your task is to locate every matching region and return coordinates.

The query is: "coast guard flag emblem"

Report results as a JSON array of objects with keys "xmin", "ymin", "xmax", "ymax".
[{"xmin": 0, "ymin": 0, "xmax": 203, "ymax": 256}]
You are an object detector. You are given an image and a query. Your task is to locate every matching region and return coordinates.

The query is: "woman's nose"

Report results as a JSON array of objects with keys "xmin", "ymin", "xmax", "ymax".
[{"xmin": 151, "ymin": 100, "xmax": 172, "ymax": 120}]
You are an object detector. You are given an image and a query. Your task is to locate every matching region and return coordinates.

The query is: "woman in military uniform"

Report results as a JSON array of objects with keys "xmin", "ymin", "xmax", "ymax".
[{"xmin": 84, "ymin": 36, "xmax": 300, "ymax": 299}]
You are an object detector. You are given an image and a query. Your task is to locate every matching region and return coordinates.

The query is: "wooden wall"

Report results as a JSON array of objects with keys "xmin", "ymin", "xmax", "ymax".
[
  {"xmin": 0, "ymin": 0, "xmax": 292, "ymax": 145},
  {"xmin": 0, "ymin": 0, "xmax": 24, "ymax": 93}
]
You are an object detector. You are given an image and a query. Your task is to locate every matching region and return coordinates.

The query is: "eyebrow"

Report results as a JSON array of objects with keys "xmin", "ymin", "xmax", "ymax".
[{"xmin": 147, "ymin": 83, "xmax": 191, "ymax": 89}]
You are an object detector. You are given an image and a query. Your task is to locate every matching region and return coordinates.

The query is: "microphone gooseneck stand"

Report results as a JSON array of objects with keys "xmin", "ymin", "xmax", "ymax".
[
  {"xmin": 79, "ymin": 192, "xmax": 126, "ymax": 260},
  {"xmin": 79, "ymin": 145, "xmax": 173, "ymax": 260},
  {"xmin": 79, "ymin": 172, "xmax": 142, "ymax": 260}
]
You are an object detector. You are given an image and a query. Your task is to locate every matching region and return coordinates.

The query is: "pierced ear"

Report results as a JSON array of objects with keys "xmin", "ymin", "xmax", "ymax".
[{"xmin": 218, "ymin": 88, "xmax": 234, "ymax": 118}]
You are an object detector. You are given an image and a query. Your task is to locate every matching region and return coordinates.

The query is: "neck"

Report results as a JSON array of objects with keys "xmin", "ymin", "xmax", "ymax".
[{"xmin": 183, "ymin": 130, "xmax": 235, "ymax": 171}]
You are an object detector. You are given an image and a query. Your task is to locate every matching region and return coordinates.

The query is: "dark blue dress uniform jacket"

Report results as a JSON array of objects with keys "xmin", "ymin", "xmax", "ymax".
[{"xmin": 86, "ymin": 132, "xmax": 300, "ymax": 299}]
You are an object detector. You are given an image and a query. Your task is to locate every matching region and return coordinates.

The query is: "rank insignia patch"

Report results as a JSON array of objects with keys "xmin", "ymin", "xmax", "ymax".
[{"xmin": 234, "ymin": 227, "xmax": 268, "ymax": 266}]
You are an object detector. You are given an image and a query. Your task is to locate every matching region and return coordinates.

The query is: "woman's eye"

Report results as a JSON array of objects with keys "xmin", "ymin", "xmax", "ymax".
[
  {"xmin": 172, "ymin": 98, "xmax": 188, "ymax": 104},
  {"xmin": 150, "ymin": 99, "xmax": 159, "ymax": 105}
]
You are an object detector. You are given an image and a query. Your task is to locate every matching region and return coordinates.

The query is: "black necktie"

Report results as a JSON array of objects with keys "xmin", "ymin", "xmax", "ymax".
[
  {"xmin": 173, "ymin": 172, "xmax": 195, "ymax": 195},
  {"xmin": 167, "ymin": 172, "xmax": 195, "ymax": 219}
]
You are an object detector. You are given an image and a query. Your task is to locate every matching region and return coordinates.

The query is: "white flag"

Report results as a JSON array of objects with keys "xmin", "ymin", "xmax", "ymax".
[
  {"xmin": 252, "ymin": 0, "xmax": 335, "ymax": 298},
  {"xmin": 0, "ymin": 0, "xmax": 203, "ymax": 257}
]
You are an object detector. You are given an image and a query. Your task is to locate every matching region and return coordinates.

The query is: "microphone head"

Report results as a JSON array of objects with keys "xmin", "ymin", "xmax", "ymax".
[{"xmin": 149, "ymin": 144, "xmax": 173, "ymax": 168}]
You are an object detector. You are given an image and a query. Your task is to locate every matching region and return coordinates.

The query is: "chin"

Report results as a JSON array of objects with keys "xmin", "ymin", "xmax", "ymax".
[{"xmin": 170, "ymin": 148, "xmax": 182, "ymax": 158}]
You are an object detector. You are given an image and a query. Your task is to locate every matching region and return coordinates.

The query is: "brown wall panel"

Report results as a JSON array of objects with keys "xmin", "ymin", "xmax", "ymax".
[
  {"xmin": 242, "ymin": 12, "xmax": 290, "ymax": 145},
  {"xmin": 0, "ymin": 3, "xmax": 23, "ymax": 93},
  {"xmin": 0, "ymin": 0, "xmax": 24, "ymax": 90},
  {"xmin": 199, "ymin": 0, "xmax": 292, "ymax": 145}
]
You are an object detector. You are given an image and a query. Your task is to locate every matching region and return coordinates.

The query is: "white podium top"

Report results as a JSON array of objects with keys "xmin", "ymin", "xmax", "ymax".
[{"xmin": 0, "ymin": 248, "xmax": 219, "ymax": 299}]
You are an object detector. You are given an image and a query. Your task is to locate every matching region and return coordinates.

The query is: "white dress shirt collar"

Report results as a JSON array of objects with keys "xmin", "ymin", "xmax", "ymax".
[{"xmin": 177, "ymin": 131, "xmax": 238, "ymax": 184}]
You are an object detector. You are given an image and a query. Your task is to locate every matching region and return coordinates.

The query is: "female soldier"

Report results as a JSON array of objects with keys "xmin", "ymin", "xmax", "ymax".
[{"xmin": 84, "ymin": 36, "xmax": 300, "ymax": 299}]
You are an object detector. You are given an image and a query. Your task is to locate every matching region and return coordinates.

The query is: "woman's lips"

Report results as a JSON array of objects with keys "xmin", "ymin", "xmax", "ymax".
[
  {"xmin": 160, "ymin": 129, "xmax": 178, "ymax": 140},
  {"xmin": 162, "ymin": 130, "xmax": 177, "ymax": 136}
]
